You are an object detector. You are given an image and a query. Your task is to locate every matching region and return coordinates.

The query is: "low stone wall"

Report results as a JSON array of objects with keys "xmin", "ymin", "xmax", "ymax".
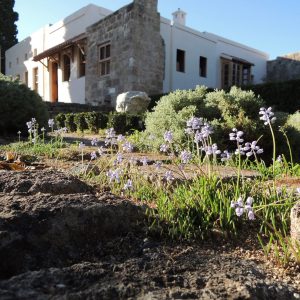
[
  {"xmin": 267, "ymin": 52, "xmax": 300, "ymax": 82},
  {"xmin": 45, "ymin": 102, "xmax": 112, "ymax": 118}
]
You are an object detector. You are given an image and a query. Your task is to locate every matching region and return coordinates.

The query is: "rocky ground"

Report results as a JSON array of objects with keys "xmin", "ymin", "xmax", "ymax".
[{"xmin": 0, "ymin": 169, "xmax": 299, "ymax": 299}]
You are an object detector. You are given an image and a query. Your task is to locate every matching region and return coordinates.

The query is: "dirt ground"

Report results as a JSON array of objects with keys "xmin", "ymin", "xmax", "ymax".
[{"xmin": 0, "ymin": 135, "xmax": 299, "ymax": 299}]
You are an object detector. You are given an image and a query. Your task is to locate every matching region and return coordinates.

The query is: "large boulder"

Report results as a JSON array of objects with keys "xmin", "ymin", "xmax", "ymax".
[{"xmin": 116, "ymin": 91, "xmax": 150, "ymax": 113}]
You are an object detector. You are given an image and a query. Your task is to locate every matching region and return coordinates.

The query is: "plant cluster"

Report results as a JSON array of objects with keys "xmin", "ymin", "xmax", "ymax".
[
  {"xmin": 2, "ymin": 93, "xmax": 300, "ymax": 268},
  {"xmin": 54, "ymin": 111, "xmax": 144, "ymax": 134},
  {"xmin": 142, "ymin": 86, "xmax": 300, "ymax": 163},
  {"xmin": 0, "ymin": 74, "xmax": 49, "ymax": 135}
]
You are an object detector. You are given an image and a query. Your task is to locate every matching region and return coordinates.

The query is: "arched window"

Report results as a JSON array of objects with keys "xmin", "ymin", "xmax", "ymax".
[{"xmin": 62, "ymin": 54, "xmax": 71, "ymax": 81}]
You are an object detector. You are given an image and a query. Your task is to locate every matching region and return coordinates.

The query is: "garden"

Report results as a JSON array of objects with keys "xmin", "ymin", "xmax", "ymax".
[{"xmin": 0, "ymin": 74, "xmax": 300, "ymax": 299}]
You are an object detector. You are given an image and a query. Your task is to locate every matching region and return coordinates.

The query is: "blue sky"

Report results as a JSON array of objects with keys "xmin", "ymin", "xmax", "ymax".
[{"xmin": 14, "ymin": 0, "xmax": 300, "ymax": 59}]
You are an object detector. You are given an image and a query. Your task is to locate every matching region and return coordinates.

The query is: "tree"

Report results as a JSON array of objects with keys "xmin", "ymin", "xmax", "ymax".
[{"xmin": 0, "ymin": 0, "xmax": 18, "ymax": 74}]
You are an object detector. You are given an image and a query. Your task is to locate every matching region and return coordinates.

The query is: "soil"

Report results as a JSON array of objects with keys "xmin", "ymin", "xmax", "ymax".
[
  {"xmin": 0, "ymin": 134, "xmax": 300, "ymax": 299},
  {"xmin": 0, "ymin": 169, "xmax": 300, "ymax": 299}
]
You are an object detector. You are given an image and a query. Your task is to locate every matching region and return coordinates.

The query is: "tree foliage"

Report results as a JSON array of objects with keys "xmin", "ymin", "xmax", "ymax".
[
  {"xmin": 0, "ymin": 73, "xmax": 49, "ymax": 135},
  {"xmin": 0, "ymin": 0, "xmax": 18, "ymax": 74}
]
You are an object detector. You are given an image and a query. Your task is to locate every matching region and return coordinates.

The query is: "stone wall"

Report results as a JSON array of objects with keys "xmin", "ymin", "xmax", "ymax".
[
  {"xmin": 267, "ymin": 52, "xmax": 300, "ymax": 82},
  {"xmin": 85, "ymin": 0, "xmax": 164, "ymax": 108}
]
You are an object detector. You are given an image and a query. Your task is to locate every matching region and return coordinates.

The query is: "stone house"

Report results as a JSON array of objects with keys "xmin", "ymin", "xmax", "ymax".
[{"xmin": 5, "ymin": 0, "xmax": 268, "ymax": 107}]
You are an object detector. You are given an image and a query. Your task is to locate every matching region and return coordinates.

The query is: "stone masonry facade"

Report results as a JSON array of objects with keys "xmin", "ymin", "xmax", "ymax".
[
  {"xmin": 267, "ymin": 52, "xmax": 300, "ymax": 82},
  {"xmin": 85, "ymin": 0, "xmax": 165, "ymax": 107}
]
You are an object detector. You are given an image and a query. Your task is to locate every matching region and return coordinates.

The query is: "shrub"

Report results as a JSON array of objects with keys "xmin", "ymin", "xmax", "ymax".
[
  {"xmin": 97, "ymin": 112, "xmax": 109, "ymax": 129},
  {"xmin": 126, "ymin": 114, "xmax": 145, "ymax": 132},
  {"xmin": 55, "ymin": 113, "xmax": 66, "ymax": 129},
  {"xmin": 282, "ymin": 112, "xmax": 300, "ymax": 161},
  {"xmin": 143, "ymin": 86, "xmax": 265, "ymax": 151},
  {"xmin": 244, "ymin": 79, "xmax": 300, "ymax": 113},
  {"xmin": 107, "ymin": 112, "xmax": 127, "ymax": 134},
  {"xmin": 64, "ymin": 113, "xmax": 76, "ymax": 132},
  {"xmin": 144, "ymin": 86, "xmax": 209, "ymax": 149},
  {"xmin": 85, "ymin": 111, "xmax": 99, "ymax": 133},
  {"xmin": 0, "ymin": 73, "xmax": 49, "ymax": 135},
  {"xmin": 74, "ymin": 112, "xmax": 88, "ymax": 133}
]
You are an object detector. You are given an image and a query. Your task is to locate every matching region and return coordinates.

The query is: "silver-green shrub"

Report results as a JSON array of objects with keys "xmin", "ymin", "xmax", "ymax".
[{"xmin": 143, "ymin": 86, "xmax": 265, "ymax": 151}]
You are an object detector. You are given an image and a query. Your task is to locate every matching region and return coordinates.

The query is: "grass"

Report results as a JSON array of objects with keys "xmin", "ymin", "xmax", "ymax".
[{"xmin": 1, "ymin": 113, "xmax": 300, "ymax": 268}]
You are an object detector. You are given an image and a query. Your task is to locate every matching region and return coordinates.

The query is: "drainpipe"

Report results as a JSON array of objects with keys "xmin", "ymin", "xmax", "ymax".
[
  {"xmin": 169, "ymin": 21, "xmax": 173, "ymax": 92},
  {"xmin": 42, "ymin": 26, "xmax": 46, "ymax": 100}
]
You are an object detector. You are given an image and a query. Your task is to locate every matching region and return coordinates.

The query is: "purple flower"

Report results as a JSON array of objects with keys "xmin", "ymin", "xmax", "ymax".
[
  {"xmin": 243, "ymin": 141, "xmax": 263, "ymax": 157},
  {"xmin": 180, "ymin": 150, "xmax": 192, "ymax": 164},
  {"xmin": 140, "ymin": 157, "xmax": 148, "ymax": 166},
  {"xmin": 48, "ymin": 119, "xmax": 54, "ymax": 128},
  {"xmin": 124, "ymin": 179, "xmax": 133, "ymax": 191},
  {"xmin": 164, "ymin": 171, "xmax": 174, "ymax": 182},
  {"xmin": 116, "ymin": 153, "xmax": 123, "ymax": 164},
  {"xmin": 106, "ymin": 128, "xmax": 116, "ymax": 139},
  {"xmin": 117, "ymin": 134, "xmax": 125, "ymax": 142},
  {"xmin": 26, "ymin": 121, "xmax": 32, "ymax": 129},
  {"xmin": 259, "ymin": 107, "xmax": 276, "ymax": 125},
  {"xmin": 160, "ymin": 144, "xmax": 169, "ymax": 153},
  {"xmin": 123, "ymin": 141, "xmax": 134, "ymax": 153},
  {"xmin": 98, "ymin": 146, "xmax": 105, "ymax": 156},
  {"xmin": 154, "ymin": 161, "xmax": 162, "ymax": 169},
  {"xmin": 91, "ymin": 138, "xmax": 98, "ymax": 146},
  {"xmin": 229, "ymin": 129, "xmax": 244, "ymax": 144},
  {"xmin": 79, "ymin": 142, "xmax": 85, "ymax": 149},
  {"xmin": 194, "ymin": 131, "xmax": 204, "ymax": 144},
  {"xmin": 248, "ymin": 210, "xmax": 255, "ymax": 220},
  {"xmin": 201, "ymin": 124, "xmax": 213, "ymax": 138},
  {"xmin": 164, "ymin": 131, "xmax": 173, "ymax": 143},
  {"xmin": 246, "ymin": 197, "xmax": 254, "ymax": 206},
  {"xmin": 235, "ymin": 206, "xmax": 244, "ymax": 217},
  {"xmin": 90, "ymin": 151, "xmax": 97, "ymax": 160},
  {"xmin": 231, "ymin": 196, "xmax": 255, "ymax": 220},
  {"xmin": 221, "ymin": 150, "xmax": 231, "ymax": 162},
  {"xmin": 204, "ymin": 144, "xmax": 221, "ymax": 156},
  {"xmin": 186, "ymin": 117, "xmax": 203, "ymax": 130},
  {"xmin": 106, "ymin": 169, "xmax": 121, "ymax": 183}
]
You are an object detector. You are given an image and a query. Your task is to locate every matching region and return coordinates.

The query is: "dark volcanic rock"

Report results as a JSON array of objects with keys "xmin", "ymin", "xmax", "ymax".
[
  {"xmin": 0, "ymin": 170, "xmax": 92, "ymax": 194},
  {"xmin": 0, "ymin": 170, "xmax": 299, "ymax": 299}
]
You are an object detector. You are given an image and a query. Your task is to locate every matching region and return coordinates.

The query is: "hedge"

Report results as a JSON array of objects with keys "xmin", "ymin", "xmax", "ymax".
[{"xmin": 244, "ymin": 79, "xmax": 300, "ymax": 113}]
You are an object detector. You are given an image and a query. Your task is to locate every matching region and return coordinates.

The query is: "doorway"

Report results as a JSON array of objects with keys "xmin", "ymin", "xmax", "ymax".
[{"xmin": 51, "ymin": 62, "xmax": 58, "ymax": 102}]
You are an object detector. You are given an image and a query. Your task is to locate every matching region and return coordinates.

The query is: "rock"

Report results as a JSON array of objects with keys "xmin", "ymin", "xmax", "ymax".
[
  {"xmin": 0, "ymin": 171, "xmax": 299, "ymax": 299},
  {"xmin": 0, "ymin": 170, "xmax": 146, "ymax": 280},
  {"xmin": 115, "ymin": 91, "xmax": 150, "ymax": 113},
  {"xmin": 291, "ymin": 201, "xmax": 300, "ymax": 245},
  {"xmin": 0, "ymin": 170, "xmax": 92, "ymax": 194}
]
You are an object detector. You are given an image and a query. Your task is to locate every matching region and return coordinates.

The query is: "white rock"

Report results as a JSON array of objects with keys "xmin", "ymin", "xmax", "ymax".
[{"xmin": 116, "ymin": 91, "xmax": 150, "ymax": 114}]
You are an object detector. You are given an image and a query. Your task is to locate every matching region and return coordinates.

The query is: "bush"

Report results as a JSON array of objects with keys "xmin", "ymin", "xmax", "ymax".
[
  {"xmin": 144, "ymin": 86, "xmax": 209, "ymax": 149},
  {"xmin": 97, "ymin": 112, "xmax": 109, "ymax": 129},
  {"xmin": 85, "ymin": 111, "xmax": 99, "ymax": 133},
  {"xmin": 74, "ymin": 112, "xmax": 88, "ymax": 133},
  {"xmin": 107, "ymin": 112, "xmax": 127, "ymax": 134},
  {"xmin": 64, "ymin": 113, "xmax": 76, "ymax": 132},
  {"xmin": 55, "ymin": 113, "xmax": 66, "ymax": 129},
  {"xmin": 244, "ymin": 79, "xmax": 300, "ymax": 113},
  {"xmin": 0, "ymin": 73, "xmax": 49, "ymax": 135},
  {"xmin": 282, "ymin": 112, "xmax": 300, "ymax": 161}
]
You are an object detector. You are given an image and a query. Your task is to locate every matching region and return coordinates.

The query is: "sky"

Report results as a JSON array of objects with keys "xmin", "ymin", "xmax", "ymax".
[{"xmin": 14, "ymin": 0, "xmax": 300, "ymax": 60}]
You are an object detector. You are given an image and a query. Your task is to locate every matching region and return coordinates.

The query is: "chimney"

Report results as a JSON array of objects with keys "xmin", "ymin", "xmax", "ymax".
[{"xmin": 172, "ymin": 8, "xmax": 187, "ymax": 26}]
